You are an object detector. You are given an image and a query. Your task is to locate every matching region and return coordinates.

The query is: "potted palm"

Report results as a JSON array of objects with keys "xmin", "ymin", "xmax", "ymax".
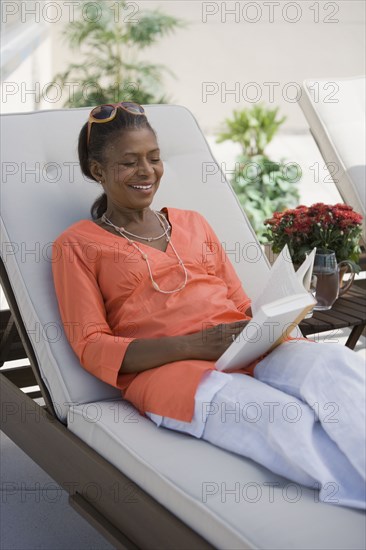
[
  {"xmin": 216, "ymin": 103, "xmax": 301, "ymax": 243},
  {"xmin": 46, "ymin": 0, "xmax": 186, "ymax": 106}
]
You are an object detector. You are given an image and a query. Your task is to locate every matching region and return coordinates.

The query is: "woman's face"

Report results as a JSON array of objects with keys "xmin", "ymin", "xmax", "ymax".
[{"xmin": 91, "ymin": 127, "xmax": 164, "ymax": 211}]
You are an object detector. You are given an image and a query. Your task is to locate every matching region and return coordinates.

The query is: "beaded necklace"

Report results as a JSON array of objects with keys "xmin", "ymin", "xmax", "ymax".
[
  {"xmin": 101, "ymin": 211, "xmax": 188, "ymax": 294},
  {"xmin": 102, "ymin": 210, "xmax": 170, "ymax": 242}
]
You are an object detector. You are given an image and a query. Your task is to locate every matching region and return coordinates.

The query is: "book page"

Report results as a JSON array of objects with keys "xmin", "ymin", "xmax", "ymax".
[
  {"xmin": 295, "ymin": 248, "xmax": 316, "ymax": 291},
  {"xmin": 252, "ymin": 245, "xmax": 307, "ymax": 315},
  {"xmin": 216, "ymin": 292, "xmax": 315, "ymax": 372},
  {"xmin": 216, "ymin": 244, "xmax": 317, "ymax": 373}
]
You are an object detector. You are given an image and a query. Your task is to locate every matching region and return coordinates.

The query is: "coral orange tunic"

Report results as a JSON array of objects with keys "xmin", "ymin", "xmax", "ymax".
[{"xmin": 52, "ymin": 207, "xmax": 254, "ymax": 422}]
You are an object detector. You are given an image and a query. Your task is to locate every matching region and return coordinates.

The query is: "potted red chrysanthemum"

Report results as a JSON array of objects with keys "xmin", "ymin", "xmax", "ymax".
[{"xmin": 264, "ymin": 203, "xmax": 363, "ymax": 273}]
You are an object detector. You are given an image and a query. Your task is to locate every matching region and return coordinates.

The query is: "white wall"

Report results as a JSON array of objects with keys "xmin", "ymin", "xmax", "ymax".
[
  {"xmin": 1, "ymin": 35, "xmax": 53, "ymax": 114},
  {"xmin": 1, "ymin": 1, "xmax": 365, "ymax": 132},
  {"xmin": 0, "ymin": 0, "xmax": 52, "ymax": 114},
  {"xmin": 45, "ymin": 0, "xmax": 366, "ymax": 133}
]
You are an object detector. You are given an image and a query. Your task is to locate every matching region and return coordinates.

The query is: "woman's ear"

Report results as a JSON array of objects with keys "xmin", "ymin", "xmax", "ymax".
[{"xmin": 89, "ymin": 159, "xmax": 104, "ymax": 184}]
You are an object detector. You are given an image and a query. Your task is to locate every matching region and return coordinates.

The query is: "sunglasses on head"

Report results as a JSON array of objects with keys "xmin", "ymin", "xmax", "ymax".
[{"xmin": 86, "ymin": 102, "xmax": 145, "ymax": 146}]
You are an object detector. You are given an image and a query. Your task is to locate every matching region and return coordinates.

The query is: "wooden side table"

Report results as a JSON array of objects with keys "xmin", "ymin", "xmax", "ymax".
[{"xmin": 299, "ymin": 283, "xmax": 366, "ymax": 350}]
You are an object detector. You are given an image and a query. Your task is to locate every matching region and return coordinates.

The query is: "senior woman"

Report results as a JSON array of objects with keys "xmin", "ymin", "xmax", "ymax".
[{"xmin": 52, "ymin": 102, "xmax": 365, "ymax": 509}]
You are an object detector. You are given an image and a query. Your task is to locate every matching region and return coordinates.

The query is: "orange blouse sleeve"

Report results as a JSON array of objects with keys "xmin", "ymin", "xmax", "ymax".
[
  {"xmin": 51, "ymin": 233, "xmax": 136, "ymax": 388},
  {"xmin": 198, "ymin": 214, "xmax": 252, "ymax": 316}
]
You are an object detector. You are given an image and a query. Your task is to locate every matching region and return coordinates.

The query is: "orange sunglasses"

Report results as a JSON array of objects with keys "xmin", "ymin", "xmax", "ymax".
[{"xmin": 87, "ymin": 102, "xmax": 145, "ymax": 146}]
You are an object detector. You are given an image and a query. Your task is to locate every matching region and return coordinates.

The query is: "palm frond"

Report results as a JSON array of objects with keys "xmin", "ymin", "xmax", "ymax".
[{"xmin": 126, "ymin": 11, "xmax": 186, "ymax": 47}]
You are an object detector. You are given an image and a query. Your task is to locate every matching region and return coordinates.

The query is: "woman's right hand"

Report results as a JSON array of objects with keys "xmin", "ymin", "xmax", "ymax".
[
  {"xmin": 121, "ymin": 321, "xmax": 249, "ymax": 374},
  {"xmin": 183, "ymin": 320, "xmax": 250, "ymax": 361}
]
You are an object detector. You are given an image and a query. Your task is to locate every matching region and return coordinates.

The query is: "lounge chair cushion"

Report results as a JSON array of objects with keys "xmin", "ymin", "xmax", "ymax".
[{"xmin": 68, "ymin": 398, "xmax": 366, "ymax": 550}]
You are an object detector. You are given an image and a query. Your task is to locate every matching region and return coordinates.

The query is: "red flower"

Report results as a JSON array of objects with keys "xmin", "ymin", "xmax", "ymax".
[
  {"xmin": 334, "ymin": 203, "xmax": 353, "ymax": 211},
  {"xmin": 264, "ymin": 202, "xmax": 363, "ymax": 264}
]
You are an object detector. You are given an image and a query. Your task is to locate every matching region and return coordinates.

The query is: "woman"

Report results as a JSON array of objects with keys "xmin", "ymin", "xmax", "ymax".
[{"xmin": 52, "ymin": 102, "xmax": 365, "ymax": 509}]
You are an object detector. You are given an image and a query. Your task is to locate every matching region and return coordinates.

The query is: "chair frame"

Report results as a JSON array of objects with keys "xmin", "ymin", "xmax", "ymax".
[{"xmin": 0, "ymin": 257, "xmax": 215, "ymax": 550}]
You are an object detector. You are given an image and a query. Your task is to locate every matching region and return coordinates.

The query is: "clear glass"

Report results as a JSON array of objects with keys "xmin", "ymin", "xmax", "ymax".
[{"xmin": 311, "ymin": 249, "xmax": 339, "ymax": 311}]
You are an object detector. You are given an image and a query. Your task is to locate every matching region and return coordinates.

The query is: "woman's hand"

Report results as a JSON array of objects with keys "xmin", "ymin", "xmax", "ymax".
[
  {"xmin": 120, "ymin": 320, "xmax": 250, "ymax": 374},
  {"xmin": 183, "ymin": 320, "xmax": 250, "ymax": 361}
]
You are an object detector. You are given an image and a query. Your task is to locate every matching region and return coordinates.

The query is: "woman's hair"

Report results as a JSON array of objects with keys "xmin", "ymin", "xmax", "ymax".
[{"xmin": 78, "ymin": 107, "xmax": 157, "ymax": 219}]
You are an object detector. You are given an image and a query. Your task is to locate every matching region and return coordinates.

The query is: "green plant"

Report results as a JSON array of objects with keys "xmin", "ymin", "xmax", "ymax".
[
  {"xmin": 216, "ymin": 103, "xmax": 286, "ymax": 156},
  {"xmin": 47, "ymin": 0, "xmax": 186, "ymax": 106},
  {"xmin": 264, "ymin": 203, "xmax": 363, "ymax": 271},
  {"xmin": 216, "ymin": 104, "xmax": 301, "ymax": 242}
]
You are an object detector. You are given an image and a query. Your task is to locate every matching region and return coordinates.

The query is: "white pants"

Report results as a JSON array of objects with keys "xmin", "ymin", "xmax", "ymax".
[{"xmin": 201, "ymin": 341, "xmax": 366, "ymax": 509}]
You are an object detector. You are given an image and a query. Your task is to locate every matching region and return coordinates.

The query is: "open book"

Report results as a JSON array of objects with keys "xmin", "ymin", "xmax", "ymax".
[{"xmin": 215, "ymin": 246, "xmax": 317, "ymax": 372}]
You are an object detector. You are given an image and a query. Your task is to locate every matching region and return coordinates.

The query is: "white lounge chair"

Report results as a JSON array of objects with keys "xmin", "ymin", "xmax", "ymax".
[
  {"xmin": 298, "ymin": 75, "xmax": 366, "ymax": 242},
  {"xmin": 1, "ymin": 105, "xmax": 365, "ymax": 549}
]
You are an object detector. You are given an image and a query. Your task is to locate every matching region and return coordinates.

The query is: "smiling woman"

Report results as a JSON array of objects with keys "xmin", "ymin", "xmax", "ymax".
[
  {"xmin": 51, "ymin": 102, "xmax": 366, "ymax": 510},
  {"xmin": 78, "ymin": 102, "xmax": 165, "ymax": 229},
  {"xmin": 91, "ymin": 127, "xmax": 163, "ymax": 216}
]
